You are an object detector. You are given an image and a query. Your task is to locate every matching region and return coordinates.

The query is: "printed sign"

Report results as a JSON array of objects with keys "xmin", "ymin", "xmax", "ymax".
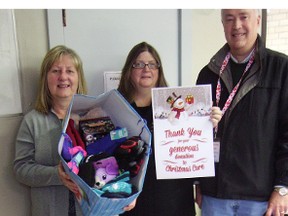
[
  {"xmin": 151, "ymin": 85, "xmax": 215, "ymax": 179},
  {"xmin": 103, "ymin": 71, "xmax": 121, "ymax": 92}
]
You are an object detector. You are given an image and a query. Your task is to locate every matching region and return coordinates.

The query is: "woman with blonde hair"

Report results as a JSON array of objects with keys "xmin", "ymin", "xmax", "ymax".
[{"xmin": 14, "ymin": 45, "xmax": 87, "ymax": 216}]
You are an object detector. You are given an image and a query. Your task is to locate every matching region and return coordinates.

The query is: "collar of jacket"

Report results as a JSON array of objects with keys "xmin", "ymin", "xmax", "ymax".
[{"xmin": 208, "ymin": 34, "xmax": 263, "ymax": 118}]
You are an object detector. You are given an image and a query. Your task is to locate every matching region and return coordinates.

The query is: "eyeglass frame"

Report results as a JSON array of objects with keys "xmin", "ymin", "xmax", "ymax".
[{"xmin": 132, "ymin": 61, "xmax": 161, "ymax": 70}]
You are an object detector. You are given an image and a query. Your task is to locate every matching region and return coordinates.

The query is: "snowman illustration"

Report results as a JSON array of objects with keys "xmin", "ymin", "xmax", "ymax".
[{"xmin": 166, "ymin": 92, "xmax": 189, "ymax": 125}]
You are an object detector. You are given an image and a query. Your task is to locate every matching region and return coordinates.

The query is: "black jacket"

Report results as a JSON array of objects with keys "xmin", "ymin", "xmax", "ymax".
[{"xmin": 196, "ymin": 35, "xmax": 288, "ymax": 201}]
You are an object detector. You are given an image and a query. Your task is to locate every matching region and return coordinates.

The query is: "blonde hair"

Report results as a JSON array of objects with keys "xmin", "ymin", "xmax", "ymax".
[{"xmin": 35, "ymin": 45, "xmax": 87, "ymax": 114}]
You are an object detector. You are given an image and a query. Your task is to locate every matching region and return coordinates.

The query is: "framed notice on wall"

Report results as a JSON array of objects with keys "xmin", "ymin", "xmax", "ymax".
[{"xmin": 0, "ymin": 10, "xmax": 22, "ymax": 116}]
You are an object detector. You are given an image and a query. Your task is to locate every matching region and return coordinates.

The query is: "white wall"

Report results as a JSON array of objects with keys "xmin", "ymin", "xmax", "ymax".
[
  {"xmin": 181, "ymin": 9, "xmax": 225, "ymax": 86},
  {"xmin": 0, "ymin": 9, "xmax": 224, "ymax": 215},
  {"xmin": 48, "ymin": 9, "xmax": 179, "ymax": 95},
  {"xmin": 47, "ymin": 9, "xmax": 225, "ymax": 94},
  {"xmin": 0, "ymin": 9, "xmax": 48, "ymax": 216}
]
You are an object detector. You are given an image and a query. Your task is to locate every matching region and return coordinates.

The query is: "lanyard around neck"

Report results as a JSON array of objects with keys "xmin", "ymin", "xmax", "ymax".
[{"xmin": 216, "ymin": 49, "xmax": 255, "ymax": 116}]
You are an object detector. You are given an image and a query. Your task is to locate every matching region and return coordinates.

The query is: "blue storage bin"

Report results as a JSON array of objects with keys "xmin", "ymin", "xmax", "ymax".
[{"xmin": 58, "ymin": 90, "xmax": 151, "ymax": 216}]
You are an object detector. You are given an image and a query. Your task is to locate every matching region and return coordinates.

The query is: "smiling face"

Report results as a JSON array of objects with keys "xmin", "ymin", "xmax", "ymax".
[
  {"xmin": 47, "ymin": 54, "xmax": 79, "ymax": 102},
  {"xmin": 222, "ymin": 9, "xmax": 260, "ymax": 60},
  {"xmin": 131, "ymin": 51, "xmax": 159, "ymax": 92}
]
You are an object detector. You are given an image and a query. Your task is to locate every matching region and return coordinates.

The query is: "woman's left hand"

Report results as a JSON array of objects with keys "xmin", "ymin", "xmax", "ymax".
[
  {"xmin": 210, "ymin": 106, "xmax": 222, "ymax": 128},
  {"xmin": 58, "ymin": 162, "xmax": 79, "ymax": 194},
  {"xmin": 123, "ymin": 198, "xmax": 137, "ymax": 212}
]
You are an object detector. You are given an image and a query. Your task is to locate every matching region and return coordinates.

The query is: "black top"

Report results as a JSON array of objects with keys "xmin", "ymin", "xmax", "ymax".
[
  {"xmin": 230, "ymin": 60, "xmax": 249, "ymax": 87},
  {"xmin": 121, "ymin": 102, "xmax": 196, "ymax": 216},
  {"xmin": 229, "ymin": 59, "xmax": 251, "ymax": 87}
]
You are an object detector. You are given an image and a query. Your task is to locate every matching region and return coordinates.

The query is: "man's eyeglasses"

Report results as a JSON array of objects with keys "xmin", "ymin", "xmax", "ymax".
[{"xmin": 132, "ymin": 62, "xmax": 160, "ymax": 70}]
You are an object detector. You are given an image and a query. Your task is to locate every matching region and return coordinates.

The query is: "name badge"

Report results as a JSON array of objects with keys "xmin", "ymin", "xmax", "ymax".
[{"xmin": 213, "ymin": 138, "xmax": 220, "ymax": 163}]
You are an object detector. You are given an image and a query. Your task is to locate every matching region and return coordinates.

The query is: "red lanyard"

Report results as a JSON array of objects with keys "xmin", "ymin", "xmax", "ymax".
[{"xmin": 216, "ymin": 49, "xmax": 255, "ymax": 116}]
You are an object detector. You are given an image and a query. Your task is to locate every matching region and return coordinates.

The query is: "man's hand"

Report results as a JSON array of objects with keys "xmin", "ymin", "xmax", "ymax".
[{"xmin": 265, "ymin": 191, "xmax": 288, "ymax": 216}]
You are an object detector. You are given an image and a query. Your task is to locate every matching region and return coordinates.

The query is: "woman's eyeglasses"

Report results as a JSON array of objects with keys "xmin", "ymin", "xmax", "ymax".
[{"xmin": 132, "ymin": 62, "xmax": 160, "ymax": 70}]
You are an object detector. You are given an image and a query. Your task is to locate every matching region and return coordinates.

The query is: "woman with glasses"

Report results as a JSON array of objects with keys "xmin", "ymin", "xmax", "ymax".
[{"xmin": 118, "ymin": 42, "xmax": 197, "ymax": 216}]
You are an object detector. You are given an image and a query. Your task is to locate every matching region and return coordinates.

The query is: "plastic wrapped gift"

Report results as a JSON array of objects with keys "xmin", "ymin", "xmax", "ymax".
[{"xmin": 58, "ymin": 90, "xmax": 151, "ymax": 216}]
